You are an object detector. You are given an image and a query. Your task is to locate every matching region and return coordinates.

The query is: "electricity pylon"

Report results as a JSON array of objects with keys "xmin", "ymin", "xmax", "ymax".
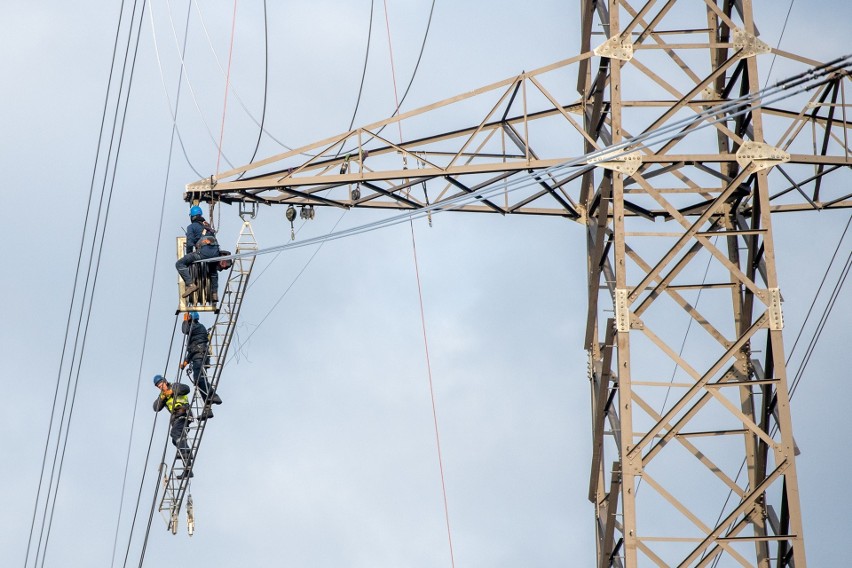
[{"xmin": 185, "ymin": 1, "xmax": 851, "ymax": 565}]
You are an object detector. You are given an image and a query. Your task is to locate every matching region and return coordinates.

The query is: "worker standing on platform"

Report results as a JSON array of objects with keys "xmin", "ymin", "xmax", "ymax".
[
  {"xmin": 153, "ymin": 374, "xmax": 194, "ymax": 479},
  {"xmin": 176, "ymin": 205, "xmax": 221, "ymax": 302},
  {"xmin": 180, "ymin": 311, "xmax": 222, "ymax": 418}
]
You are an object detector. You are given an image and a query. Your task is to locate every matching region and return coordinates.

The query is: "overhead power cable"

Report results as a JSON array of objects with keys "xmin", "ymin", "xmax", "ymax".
[
  {"xmin": 127, "ymin": 316, "xmax": 184, "ymax": 568},
  {"xmin": 347, "ymin": 0, "xmax": 375, "ymax": 132},
  {"xmin": 110, "ymin": 1, "xmax": 198, "ymax": 566},
  {"xmin": 786, "ymin": 212, "xmax": 852, "ymax": 365},
  {"xmin": 244, "ymin": 0, "xmax": 268, "ymax": 166},
  {"xmin": 24, "ymin": 0, "xmax": 133, "ymax": 565},
  {"xmin": 189, "ymin": 0, "xmax": 297, "ymax": 153},
  {"xmin": 339, "ymin": 0, "xmax": 437, "ymax": 156},
  {"xmin": 788, "ymin": 242, "xmax": 851, "ymax": 399},
  {"xmin": 157, "ymin": 0, "xmax": 236, "ymax": 171},
  {"xmin": 38, "ymin": 3, "xmax": 151, "ymax": 565},
  {"xmin": 215, "ymin": 0, "xmax": 239, "ymax": 176},
  {"xmin": 28, "ymin": 2, "xmax": 149, "ymax": 567}
]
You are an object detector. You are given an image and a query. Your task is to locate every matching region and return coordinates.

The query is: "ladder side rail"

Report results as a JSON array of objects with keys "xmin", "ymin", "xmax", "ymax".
[{"xmin": 157, "ymin": 223, "xmax": 257, "ymax": 520}]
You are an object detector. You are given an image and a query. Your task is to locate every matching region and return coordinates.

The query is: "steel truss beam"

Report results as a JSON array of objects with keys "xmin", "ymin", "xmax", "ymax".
[{"xmin": 181, "ymin": 0, "xmax": 852, "ymax": 563}]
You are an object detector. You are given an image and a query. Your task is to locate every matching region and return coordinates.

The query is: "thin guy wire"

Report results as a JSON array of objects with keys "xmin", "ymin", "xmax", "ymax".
[
  {"xmin": 762, "ymin": 0, "xmax": 796, "ymax": 89},
  {"xmin": 215, "ymin": 0, "xmax": 238, "ymax": 176}
]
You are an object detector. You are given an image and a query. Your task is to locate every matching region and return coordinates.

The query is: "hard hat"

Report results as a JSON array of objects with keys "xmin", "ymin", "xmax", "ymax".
[
  {"xmin": 190, "ymin": 205, "xmax": 203, "ymax": 217},
  {"xmin": 190, "ymin": 311, "xmax": 199, "ymax": 320},
  {"xmin": 153, "ymin": 374, "xmax": 167, "ymax": 386}
]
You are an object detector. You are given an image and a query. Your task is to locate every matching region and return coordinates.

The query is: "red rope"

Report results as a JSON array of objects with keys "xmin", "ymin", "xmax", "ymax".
[
  {"xmin": 215, "ymin": 0, "xmax": 239, "ymax": 176},
  {"xmin": 382, "ymin": 0, "xmax": 404, "ymax": 143},
  {"xmin": 409, "ymin": 222, "xmax": 456, "ymax": 568},
  {"xmin": 383, "ymin": 2, "xmax": 455, "ymax": 565}
]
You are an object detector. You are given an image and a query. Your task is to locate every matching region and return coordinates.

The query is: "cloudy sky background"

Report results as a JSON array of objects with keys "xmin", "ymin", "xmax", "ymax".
[{"xmin": 1, "ymin": 1, "xmax": 850, "ymax": 566}]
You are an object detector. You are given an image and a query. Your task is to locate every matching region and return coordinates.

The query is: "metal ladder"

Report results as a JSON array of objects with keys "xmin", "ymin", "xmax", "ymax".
[{"xmin": 158, "ymin": 220, "xmax": 257, "ymax": 534}]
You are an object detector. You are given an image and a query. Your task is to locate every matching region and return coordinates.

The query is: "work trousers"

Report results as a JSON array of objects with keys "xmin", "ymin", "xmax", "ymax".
[
  {"xmin": 170, "ymin": 412, "xmax": 191, "ymax": 463},
  {"xmin": 188, "ymin": 356, "xmax": 212, "ymax": 402},
  {"xmin": 175, "ymin": 247, "xmax": 219, "ymax": 291}
]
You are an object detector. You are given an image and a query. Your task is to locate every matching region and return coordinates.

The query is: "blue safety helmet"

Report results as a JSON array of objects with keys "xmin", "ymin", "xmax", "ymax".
[
  {"xmin": 153, "ymin": 374, "xmax": 167, "ymax": 386},
  {"xmin": 190, "ymin": 205, "xmax": 203, "ymax": 218},
  {"xmin": 190, "ymin": 311, "xmax": 199, "ymax": 320}
]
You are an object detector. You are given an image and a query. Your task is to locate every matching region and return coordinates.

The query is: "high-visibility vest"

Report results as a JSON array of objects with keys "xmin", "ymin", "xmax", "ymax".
[{"xmin": 165, "ymin": 391, "xmax": 189, "ymax": 413}]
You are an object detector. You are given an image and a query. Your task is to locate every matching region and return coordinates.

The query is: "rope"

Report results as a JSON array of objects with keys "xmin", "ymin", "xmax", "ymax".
[
  {"xmin": 383, "ymin": 2, "xmax": 455, "ymax": 565},
  {"xmin": 382, "ymin": 0, "xmax": 404, "ymax": 142},
  {"xmin": 335, "ymin": 0, "xmax": 435, "ymax": 157},
  {"xmin": 158, "ymin": 0, "xmax": 235, "ymax": 172},
  {"xmin": 409, "ymin": 221, "xmax": 456, "ymax": 567},
  {"xmin": 215, "ymin": 0, "xmax": 239, "ymax": 176},
  {"xmin": 190, "ymin": 0, "xmax": 297, "ymax": 154}
]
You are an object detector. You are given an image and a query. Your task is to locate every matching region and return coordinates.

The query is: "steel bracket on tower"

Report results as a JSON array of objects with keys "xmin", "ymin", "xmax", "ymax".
[
  {"xmin": 736, "ymin": 141, "xmax": 790, "ymax": 172},
  {"xmin": 768, "ymin": 287, "xmax": 784, "ymax": 330},
  {"xmin": 588, "ymin": 150, "xmax": 643, "ymax": 176},
  {"xmin": 188, "ymin": 176, "xmax": 216, "ymax": 192},
  {"xmin": 615, "ymin": 289, "xmax": 630, "ymax": 332},
  {"xmin": 593, "ymin": 35, "xmax": 634, "ymax": 61},
  {"xmin": 732, "ymin": 27, "xmax": 772, "ymax": 59}
]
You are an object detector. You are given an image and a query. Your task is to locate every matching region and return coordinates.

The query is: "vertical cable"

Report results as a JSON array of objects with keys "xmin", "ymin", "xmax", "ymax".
[
  {"xmin": 383, "ymin": 2, "xmax": 455, "ymax": 565},
  {"xmin": 409, "ymin": 222, "xmax": 456, "ymax": 568},
  {"xmin": 215, "ymin": 0, "xmax": 239, "ymax": 176}
]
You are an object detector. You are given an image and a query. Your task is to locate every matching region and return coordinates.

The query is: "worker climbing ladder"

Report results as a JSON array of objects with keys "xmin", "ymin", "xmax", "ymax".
[{"xmin": 158, "ymin": 219, "xmax": 257, "ymax": 534}]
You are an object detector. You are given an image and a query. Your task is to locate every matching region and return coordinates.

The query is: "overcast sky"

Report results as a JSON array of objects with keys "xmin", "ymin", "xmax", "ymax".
[{"xmin": 2, "ymin": 1, "xmax": 850, "ymax": 567}]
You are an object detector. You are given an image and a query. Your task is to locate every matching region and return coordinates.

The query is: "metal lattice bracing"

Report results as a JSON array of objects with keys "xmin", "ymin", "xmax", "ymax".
[
  {"xmin": 158, "ymin": 221, "xmax": 257, "ymax": 532},
  {"xmin": 181, "ymin": 0, "xmax": 852, "ymax": 563},
  {"xmin": 579, "ymin": 2, "xmax": 848, "ymax": 565}
]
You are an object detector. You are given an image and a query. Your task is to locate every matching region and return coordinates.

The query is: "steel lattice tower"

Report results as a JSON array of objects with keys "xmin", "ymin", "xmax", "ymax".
[{"xmin": 185, "ymin": 1, "xmax": 851, "ymax": 565}]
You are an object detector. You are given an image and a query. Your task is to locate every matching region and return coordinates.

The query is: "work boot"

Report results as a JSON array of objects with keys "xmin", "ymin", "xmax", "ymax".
[
  {"xmin": 210, "ymin": 393, "xmax": 223, "ymax": 405},
  {"xmin": 211, "ymin": 292, "xmax": 219, "ymax": 303},
  {"xmin": 182, "ymin": 282, "xmax": 199, "ymax": 297},
  {"xmin": 199, "ymin": 407, "xmax": 214, "ymax": 420},
  {"xmin": 177, "ymin": 469, "xmax": 194, "ymax": 480}
]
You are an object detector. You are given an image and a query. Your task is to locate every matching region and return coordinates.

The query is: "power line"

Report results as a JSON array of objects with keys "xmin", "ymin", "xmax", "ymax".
[
  {"xmin": 28, "ymin": 2, "xmax": 150, "ymax": 566},
  {"xmin": 24, "ymin": 0, "xmax": 132, "ymax": 565},
  {"xmin": 786, "ymin": 212, "xmax": 852, "ymax": 364},
  {"xmin": 37, "ymin": 3, "xmax": 151, "ymax": 566},
  {"xmin": 110, "ymin": 1, "xmax": 198, "ymax": 565}
]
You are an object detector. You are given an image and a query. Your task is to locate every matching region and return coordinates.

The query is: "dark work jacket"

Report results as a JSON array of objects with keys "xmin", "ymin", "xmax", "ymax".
[
  {"xmin": 153, "ymin": 382, "xmax": 191, "ymax": 419},
  {"xmin": 182, "ymin": 320, "xmax": 209, "ymax": 363},
  {"xmin": 185, "ymin": 217, "xmax": 219, "ymax": 255}
]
